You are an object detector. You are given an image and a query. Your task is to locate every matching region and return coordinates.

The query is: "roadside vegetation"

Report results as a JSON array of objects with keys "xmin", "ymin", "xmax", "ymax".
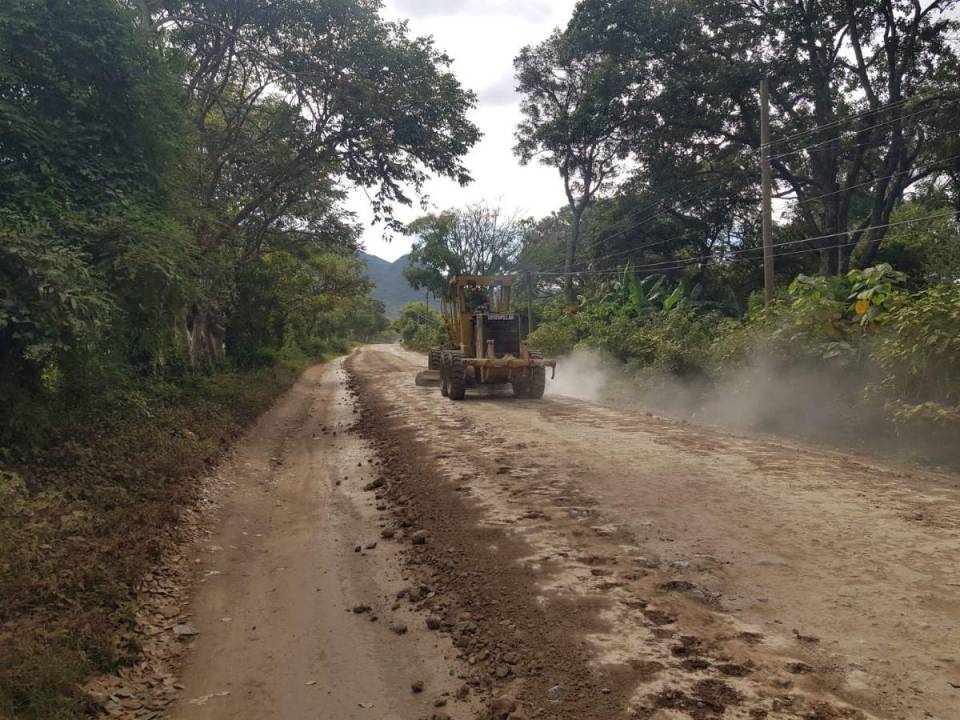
[
  {"xmin": 393, "ymin": 302, "xmax": 447, "ymax": 353},
  {"xmin": 397, "ymin": 0, "xmax": 960, "ymax": 463},
  {"xmin": 0, "ymin": 0, "xmax": 477, "ymax": 717}
]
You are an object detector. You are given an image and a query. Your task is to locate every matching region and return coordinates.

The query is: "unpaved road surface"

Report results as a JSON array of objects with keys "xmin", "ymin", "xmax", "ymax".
[
  {"xmin": 167, "ymin": 360, "xmax": 480, "ymax": 720},
  {"xmin": 165, "ymin": 346, "xmax": 960, "ymax": 720}
]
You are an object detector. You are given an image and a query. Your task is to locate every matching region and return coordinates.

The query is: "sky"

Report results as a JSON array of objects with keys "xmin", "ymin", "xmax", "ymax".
[{"xmin": 346, "ymin": 0, "xmax": 580, "ymax": 261}]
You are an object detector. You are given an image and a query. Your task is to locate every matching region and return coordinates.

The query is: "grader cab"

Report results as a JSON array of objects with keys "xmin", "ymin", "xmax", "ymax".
[{"xmin": 415, "ymin": 275, "xmax": 556, "ymax": 400}]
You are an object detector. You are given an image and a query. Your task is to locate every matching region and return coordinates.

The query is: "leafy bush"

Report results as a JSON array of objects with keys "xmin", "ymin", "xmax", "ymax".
[
  {"xmin": 871, "ymin": 285, "xmax": 960, "ymax": 426},
  {"xmin": 393, "ymin": 302, "xmax": 447, "ymax": 352}
]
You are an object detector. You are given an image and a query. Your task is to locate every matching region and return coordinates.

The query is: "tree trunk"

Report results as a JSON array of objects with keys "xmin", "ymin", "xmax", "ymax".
[
  {"xmin": 184, "ymin": 303, "xmax": 226, "ymax": 369},
  {"xmin": 565, "ymin": 207, "xmax": 583, "ymax": 305}
]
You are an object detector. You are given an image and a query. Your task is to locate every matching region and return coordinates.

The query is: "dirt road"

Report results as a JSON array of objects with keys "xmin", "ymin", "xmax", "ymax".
[
  {"xmin": 165, "ymin": 360, "xmax": 480, "ymax": 720},
  {"xmin": 162, "ymin": 345, "xmax": 960, "ymax": 720}
]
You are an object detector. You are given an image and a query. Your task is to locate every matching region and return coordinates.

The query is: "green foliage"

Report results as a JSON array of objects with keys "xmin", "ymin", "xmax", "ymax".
[
  {"xmin": 876, "ymin": 203, "xmax": 960, "ymax": 288},
  {"xmin": 0, "ymin": 0, "xmax": 189, "ymax": 392},
  {"xmin": 533, "ymin": 263, "xmax": 960, "ymax": 439},
  {"xmin": 229, "ymin": 249, "xmax": 383, "ymax": 365},
  {"xmin": 530, "ymin": 272, "xmax": 722, "ymax": 373},
  {"xmin": 872, "ymin": 286, "xmax": 960, "ymax": 426},
  {"xmin": 846, "ymin": 264, "xmax": 907, "ymax": 329},
  {"xmin": 565, "ymin": 0, "xmax": 960, "ymax": 275},
  {"xmin": 393, "ymin": 302, "xmax": 446, "ymax": 352},
  {"xmin": 1, "ymin": 0, "xmax": 475, "ymax": 441},
  {"xmin": 0, "ymin": 362, "xmax": 307, "ymax": 720}
]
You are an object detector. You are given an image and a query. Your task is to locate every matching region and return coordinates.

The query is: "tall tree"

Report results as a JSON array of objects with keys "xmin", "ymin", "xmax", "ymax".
[
  {"xmin": 404, "ymin": 202, "xmax": 527, "ymax": 299},
  {"xmin": 150, "ymin": 0, "xmax": 481, "ymax": 364},
  {"xmin": 569, "ymin": 0, "xmax": 960, "ymax": 275},
  {"xmin": 514, "ymin": 29, "xmax": 634, "ymax": 303},
  {"xmin": 0, "ymin": 0, "xmax": 190, "ymax": 389}
]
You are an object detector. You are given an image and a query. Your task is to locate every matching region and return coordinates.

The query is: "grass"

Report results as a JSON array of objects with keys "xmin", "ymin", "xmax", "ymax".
[{"xmin": 0, "ymin": 358, "xmax": 308, "ymax": 720}]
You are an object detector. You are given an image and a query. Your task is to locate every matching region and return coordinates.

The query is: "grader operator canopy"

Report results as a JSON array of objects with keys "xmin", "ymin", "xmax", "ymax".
[{"xmin": 414, "ymin": 274, "xmax": 556, "ymax": 400}]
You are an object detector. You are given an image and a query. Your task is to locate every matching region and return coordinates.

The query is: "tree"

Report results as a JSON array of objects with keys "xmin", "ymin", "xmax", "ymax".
[
  {"xmin": 149, "ymin": 0, "xmax": 481, "ymax": 364},
  {"xmin": 514, "ymin": 29, "xmax": 634, "ymax": 303},
  {"xmin": 0, "ymin": 0, "xmax": 191, "ymax": 389},
  {"xmin": 569, "ymin": 0, "xmax": 960, "ymax": 275},
  {"xmin": 404, "ymin": 202, "xmax": 527, "ymax": 299}
]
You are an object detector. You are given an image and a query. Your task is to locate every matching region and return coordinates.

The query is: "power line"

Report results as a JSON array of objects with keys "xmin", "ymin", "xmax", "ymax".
[
  {"xmin": 549, "ymin": 147, "xmax": 960, "ymax": 279},
  {"xmin": 781, "ymin": 150, "xmax": 960, "ymax": 209},
  {"xmin": 539, "ymin": 177, "xmax": 727, "ymax": 274},
  {"xmin": 766, "ymin": 105, "xmax": 948, "ymax": 162},
  {"xmin": 539, "ymin": 176, "xmax": 736, "ymax": 276},
  {"xmin": 535, "ymin": 208, "xmax": 957, "ymax": 278},
  {"xmin": 762, "ymin": 91, "xmax": 954, "ymax": 150}
]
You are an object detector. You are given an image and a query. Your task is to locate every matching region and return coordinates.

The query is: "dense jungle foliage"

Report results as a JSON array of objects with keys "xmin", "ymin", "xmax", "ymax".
[{"xmin": 0, "ymin": 0, "xmax": 478, "ymax": 447}]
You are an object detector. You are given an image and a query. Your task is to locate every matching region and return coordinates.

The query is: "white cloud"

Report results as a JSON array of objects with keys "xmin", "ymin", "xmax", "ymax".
[
  {"xmin": 392, "ymin": 0, "xmax": 554, "ymax": 22},
  {"xmin": 351, "ymin": 0, "xmax": 578, "ymax": 261},
  {"xmin": 478, "ymin": 72, "xmax": 517, "ymax": 106}
]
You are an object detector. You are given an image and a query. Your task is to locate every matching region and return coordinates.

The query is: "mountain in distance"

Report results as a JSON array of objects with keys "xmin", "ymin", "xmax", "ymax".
[{"xmin": 358, "ymin": 251, "xmax": 432, "ymax": 317}]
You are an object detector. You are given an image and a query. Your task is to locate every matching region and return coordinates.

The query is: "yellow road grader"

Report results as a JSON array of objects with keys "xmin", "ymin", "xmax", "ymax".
[{"xmin": 415, "ymin": 275, "xmax": 556, "ymax": 400}]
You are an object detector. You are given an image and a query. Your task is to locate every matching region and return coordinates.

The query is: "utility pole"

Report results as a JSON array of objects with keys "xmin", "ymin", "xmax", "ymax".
[
  {"xmin": 760, "ymin": 75, "xmax": 775, "ymax": 304},
  {"xmin": 524, "ymin": 270, "xmax": 535, "ymax": 338},
  {"xmin": 425, "ymin": 291, "xmax": 429, "ymax": 314}
]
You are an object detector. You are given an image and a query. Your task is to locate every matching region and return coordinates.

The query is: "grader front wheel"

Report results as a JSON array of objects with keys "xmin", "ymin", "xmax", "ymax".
[
  {"xmin": 447, "ymin": 351, "xmax": 466, "ymax": 401},
  {"xmin": 428, "ymin": 347, "xmax": 442, "ymax": 372},
  {"xmin": 440, "ymin": 353, "xmax": 450, "ymax": 397},
  {"xmin": 528, "ymin": 366, "xmax": 546, "ymax": 399}
]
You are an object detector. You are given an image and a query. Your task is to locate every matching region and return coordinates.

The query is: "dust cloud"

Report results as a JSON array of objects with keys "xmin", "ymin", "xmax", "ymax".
[
  {"xmin": 544, "ymin": 348, "xmax": 621, "ymax": 403},
  {"xmin": 545, "ymin": 347, "xmax": 951, "ymax": 466}
]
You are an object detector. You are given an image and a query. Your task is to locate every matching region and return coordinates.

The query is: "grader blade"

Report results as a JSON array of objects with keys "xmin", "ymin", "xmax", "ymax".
[{"xmin": 415, "ymin": 370, "xmax": 442, "ymax": 387}]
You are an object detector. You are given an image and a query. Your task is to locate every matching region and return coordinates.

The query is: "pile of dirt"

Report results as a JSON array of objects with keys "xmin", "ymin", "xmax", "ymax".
[{"xmin": 346, "ymin": 358, "xmax": 635, "ymax": 719}]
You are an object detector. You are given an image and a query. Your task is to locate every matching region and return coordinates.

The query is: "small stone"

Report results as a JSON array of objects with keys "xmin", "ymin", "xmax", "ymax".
[
  {"xmin": 431, "ymin": 714, "xmax": 451, "ymax": 720},
  {"xmin": 490, "ymin": 696, "xmax": 517, "ymax": 719},
  {"xmin": 434, "ymin": 696, "xmax": 447, "ymax": 707},
  {"xmin": 494, "ymin": 664, "xmax": 511, "ymax": 679},
  {"xmin": 354, "ymin": 545, "xmax": 362, "ymax": 552},
  {"xmin": 390, "ymin": 622, "xmax": 408, "ymax": 635},
  {"xmin": 365, "ymin": 541, "xmax": 378, "ymax": 550},
  {"xmin": 352, "ymin": 604, "xmax": 371, "ymax": 614},
  {"xmin": 411, "ymin": 530, "xmax": 429, "ymax": 545},
  {"xmin": 426, "ymin": 616, "xmax": 443, "ymax": 630},
  {"xmin": 411, "ymin": 680, "xmax": 424, "ymax": 693},
  {"xmin": 173, "ymin": 624, "xmax": 200, "ymax": 637},
  {"xmin": 363, "ymin": 478, "xmax": 384, "ymax": 491},
  {"xmin": 546, "ymin": 685, "xmax": 564, "ymax": 701},
  {"xmin": 381, "ymin": 527, "xmax": 397, "ymax": 539}
]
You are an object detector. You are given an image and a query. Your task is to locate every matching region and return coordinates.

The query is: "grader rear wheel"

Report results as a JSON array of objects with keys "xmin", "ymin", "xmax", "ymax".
[
  {"xmin": 527, "ymin": 351, "xmax": 546, "ymax": 400},
  {"xmin": 447, "ymin": 351, "xmax": 466, "ymax": 401}
]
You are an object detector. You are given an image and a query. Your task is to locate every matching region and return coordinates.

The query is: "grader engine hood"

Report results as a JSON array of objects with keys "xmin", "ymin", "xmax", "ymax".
[{"xmin": 477, "ymin": 313, "xmax": 521, "ymax": 358}]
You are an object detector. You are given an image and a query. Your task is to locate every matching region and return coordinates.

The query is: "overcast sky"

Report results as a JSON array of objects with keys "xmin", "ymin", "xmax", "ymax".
[{"xmin": 346, "ymin": 0, "xmax": 579, "ymax": 261}]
